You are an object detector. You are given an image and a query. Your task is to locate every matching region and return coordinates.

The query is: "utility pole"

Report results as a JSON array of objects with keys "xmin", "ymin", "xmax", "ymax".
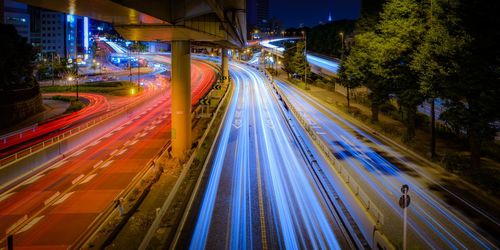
[
  {"xmin": 399, "ymin": 185, "xmax": 411, "ymax": 250},
  {"xmin": 128, "ymin": 47, "xmax": 132, "ymax": 83},
  {"xmin": 75, "ymin": 60, "xmax": 79, "ymax": 100},
  {"xmin": 137, "ymin": 47, "xmax": 140, "ymax": 92},
  {"xmin": 51, "ymin": 53, "xmax": 55, "ymax": 86}
]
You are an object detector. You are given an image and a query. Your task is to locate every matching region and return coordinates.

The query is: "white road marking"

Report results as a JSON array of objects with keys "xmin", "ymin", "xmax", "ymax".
[
  {"xmin": 116, "ymin": 148, "xmax": 128, "ymax": 156},
  {"xmin": 88, "ymin": 140, "xmax": 101, "ymax": 146},
  {"xmin": 0, "ymin": 192, "xmax": 15, "ymax": 202},
  {"xmin": 80, "ymin": 174, "xmax": 97, "ymax": 184},
  {"xmin": 6, "ymin": 215, "xmax": 28, "ymax": 234},
  {"xmin": 19, "ymin": 174, "xmax": 44, "ymax": 186},
  {"xmin": 73, "ymin": 148, "xmax": 87, "ymax": 156},
  {"xmin": 124, "ymin": 121, "xmax": 132, "ymax": 126},
  {"xmin": 100, "ymin": 160, "xmax": 114, "ymax": 169},
  {"xmin": 44, "ymin": 192, "xmax": 60, "ymax": 205},
  {"xmin": 93, "ymin": 160, "xmax": 104, "ymax": 169},
  {"xmin": 17, "ymin": 215, "xmax": 45, "ymax": 234},
  {"xmin": 101, "ymin": 133, "xmax": 112, "ymax": 139},
  {"xmin": 148, "ymin": 125, "xmax": 156, "ymax": 130},
  {"xmin": 52, "ymin": 192, "xmax": 74, "ymax": 205},
  {"xmin": 110, "ymin": 149, "xmax": 119, "ymax": 156},
  {"xmin": 129, "ymin": 140, "xmax": 139, "ymax": 145},
  {"xmin": 47, "ymin": 160, "xmax": 67, "ymax": 170},
  {"xmin": 71, "ymin": 174, "xmax": 85, "ymax": 184}
]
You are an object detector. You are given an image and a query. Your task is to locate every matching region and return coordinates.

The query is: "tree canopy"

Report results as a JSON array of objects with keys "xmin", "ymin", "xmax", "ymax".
[{"xmin": 0, "ymin": 24, "xmax": 36, "ymax": 90}]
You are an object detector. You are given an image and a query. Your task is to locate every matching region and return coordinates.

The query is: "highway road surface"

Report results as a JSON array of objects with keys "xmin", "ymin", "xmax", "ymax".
[
  {"xmin": 275, "ymin": 79, "xmax": 499, "ymax": 249},
  {"xmin": 182, "ymin": 62, "xmax": 354, "ymax": 249},
  {"xmin": 0, "ymin": 58, "xmax": 216, "ymax": 249}
]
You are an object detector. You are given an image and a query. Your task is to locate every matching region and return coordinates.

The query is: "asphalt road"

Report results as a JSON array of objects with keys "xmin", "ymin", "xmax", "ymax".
[
  {"xmin": 276, "ymin": 79, "xmax": 499, "ymax": 249},
  {"xmin": 184, "ymin": 62, "xmax": 352, "ymax": 249},
  {"xmin": 0, "ymin": 58, "xmax": 216, "ymax": 249}
]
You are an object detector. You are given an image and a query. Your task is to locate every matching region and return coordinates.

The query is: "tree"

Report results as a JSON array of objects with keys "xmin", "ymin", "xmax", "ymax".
[
  {"xmin": 307, "ymin": 20, "xmax": 356, "ymax": 58},
  {"xmin": 340, "ymin": 32, "xmax": 390, "ymax": 122},
  {"xmin": 411, "ymin": 0, "xmax": 468, "ymax": 158},
  {"xmin": 283, "ymin": 41, "xmax": 297, "ymax": 77},
  {"xmin": 373, "ymin": 0, "xmax": 427, "ymax": 140},
  {"xmin": 437, "ymin": 0, "xmax": 500, "ymax": 168},
  {"xmin": 0, "ymin": 24, "xmax": 36, "ymax": 90},
  {"xmin": 291, "ymin": 41, "xmax": 310, "ymax": 80},
  {"xmin": 130, "ymin": 41, "xmax": 148, "ymax": 52},
  {"xmin": 356, "ymin": 0, "xmax": 385, "ymax": 33}
]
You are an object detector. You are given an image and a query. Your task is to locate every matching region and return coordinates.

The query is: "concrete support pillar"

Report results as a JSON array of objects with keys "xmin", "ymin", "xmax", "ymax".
[
  {"xmin": 171, "ymin": 40, "xmax": 191, "ymax": 158},
  {"xmin": 221, "ymin": 48, "xmax": 229, "ymax": 84}
]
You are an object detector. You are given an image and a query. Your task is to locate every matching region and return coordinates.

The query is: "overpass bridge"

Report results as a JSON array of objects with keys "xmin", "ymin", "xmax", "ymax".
[
  {"xmin": 260, "ymin": 38, "xmax": 340, "ymax": 78},
  {"xmin": 18, "ymin": 0, "xmax": 246, "ymax": 157}
]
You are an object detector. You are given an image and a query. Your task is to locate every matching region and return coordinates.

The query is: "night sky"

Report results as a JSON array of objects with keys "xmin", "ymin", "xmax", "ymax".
[{"xmin": 270, "ymin": 0, "xmax": 361, "ymax": 28}]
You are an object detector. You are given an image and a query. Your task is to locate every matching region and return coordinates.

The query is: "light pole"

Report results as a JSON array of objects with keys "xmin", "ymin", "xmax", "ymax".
[
  {"xmin": 51, "ymin": 53, "xmax": 55, "ymax": 86},
  {"xmin": 75, "ymin": 61, "xmax": 79, "ymax": 100},
  {"xmin": 137, "ymin": 45, "xmax": 141, "ymax": 92}
]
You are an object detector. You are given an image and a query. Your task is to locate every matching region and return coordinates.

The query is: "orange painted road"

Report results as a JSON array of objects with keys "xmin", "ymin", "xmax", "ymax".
[{"xmin": 0, "ymin": 60, "xmax": 216, "ymax": 249}]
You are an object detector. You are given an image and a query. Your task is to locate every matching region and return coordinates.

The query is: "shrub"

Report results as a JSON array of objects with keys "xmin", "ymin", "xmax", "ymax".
[
  {"xmin": 379, "ymin": 103, "xmax": 396, "ymax": 115},
  {"xmin": 441, "ymin": 151, "xmax": 469, "ymax": 173}
]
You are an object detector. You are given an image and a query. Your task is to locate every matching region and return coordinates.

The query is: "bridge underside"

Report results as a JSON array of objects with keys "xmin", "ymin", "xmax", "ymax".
[
  {"xmin": 18, "ymin": 0, "xmax": 246, "ymax": 48},
  {"xmin": 18, "ymin": 0, "xmax": 245, "ymax": 157}
]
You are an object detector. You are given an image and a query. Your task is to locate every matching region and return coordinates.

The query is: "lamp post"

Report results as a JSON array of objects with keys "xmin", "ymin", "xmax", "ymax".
[
  {"xmin": 137, "ymin": 46, "xmax": 141, "ymax": 92},
  {"xmin": 51, "ymin": 53, "xmax": 55, "ymax": 86},
  {"xmin": 75, "ymin": 61, "xmax": 79, "ymax": 100}
]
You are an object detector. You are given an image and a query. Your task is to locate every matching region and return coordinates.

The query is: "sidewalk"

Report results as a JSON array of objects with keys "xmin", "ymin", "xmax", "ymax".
[{"xmin": 0, "ymin": 95, "xmax": 69, "ymax": 136}]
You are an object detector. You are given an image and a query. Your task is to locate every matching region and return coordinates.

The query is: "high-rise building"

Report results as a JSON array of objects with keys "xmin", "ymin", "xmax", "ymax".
[
  {"xmin": 3, "ymin": 0, "xmax": 30, "ymax": 42},
  {"xmin": 39, "ymin": 10, "xmax": 66, "ymax": 57},
  {"xmin": 247, "ymin": 0, "xmax": 269, "ymax": 30},
  {"xmin": 255, "ymin": 0, "xmax": 269, "ymax": 27}
]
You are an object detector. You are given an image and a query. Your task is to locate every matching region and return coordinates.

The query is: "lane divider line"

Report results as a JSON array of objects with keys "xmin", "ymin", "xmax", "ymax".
[
  {"xmin": 16, "ymin": 215, "xmax": 44, "ymax": 234},
  {"xmin": 48, "ymin": 160, "xmax": 67, "ymax": 170},
  {"xmin": 19, "ymin": 174, "xmax": 45, "ymax": 186},
  {"xmin": 80, "ymin": 174, "xmax": 97, "ymax": 184},
  {"xmin": 100, "ymin": 160, "xmax": 114, "ymax": 169},
  {"xmin": 44, "ymin": 192, "xmax": 60, "ymax": 206},
  {"xmin": 52, "ymin": 192, "xmax": 74, "ymax": 205},
  {"xmin": 93, "ymin": 160, "xmax": 104, "ymax": 169},
  {"xmin": 72, "ymin": 174, "xmax": 85, "ymax": 185},
  {"xmin": 0, "ymin": 192, "xmax": 15, "ymax": 202},
  {"xmin": 5, "ymin": 215, "xmax": 28, "ymax": 235}
]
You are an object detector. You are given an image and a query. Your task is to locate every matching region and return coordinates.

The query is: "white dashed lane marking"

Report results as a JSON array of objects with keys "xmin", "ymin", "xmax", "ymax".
[
  {"xmin": 19, "ymin": 174, "xmax": 45, "ymax": 186},
  {"xmin": 52, "ymin": 192, "xmax": 74, "ymax": 205},
  {"xmin": 17, "ymin": 215, "xmax": 45, "ymax": 234}
]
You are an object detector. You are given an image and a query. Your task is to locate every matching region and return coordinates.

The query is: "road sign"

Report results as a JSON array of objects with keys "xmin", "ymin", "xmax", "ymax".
[
  {"xmin": 399, "ymin": 194, "xmax": 411, "ymax": 208},
  {"xmin": 400, "ymin": 184, "xmax": 410, "ymax": 250},
  {"xmin": 214, "ymin": 84, "xmax": 221, "ymax": 90},
  {"xmin": 401, "ymin": 184, "xmax": 409, "ymax": 194},
  {"xmin": 200, "ymin": 98, "xmax": 211, "ymax": 105}
]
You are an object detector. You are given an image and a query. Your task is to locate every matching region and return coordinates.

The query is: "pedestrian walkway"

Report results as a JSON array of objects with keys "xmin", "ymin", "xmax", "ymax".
[{"xmin": 0, "ymin": 96, "xmax": 69, "ymax": 136}]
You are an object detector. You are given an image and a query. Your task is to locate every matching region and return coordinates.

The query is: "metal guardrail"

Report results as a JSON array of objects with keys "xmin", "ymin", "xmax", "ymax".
[
  {"xmin": 262, "ymin": 69, "xmax": 392, "ymax": 249},
  {"xmin": 77, "ymin": 64, "xmax": 224, "ymax": 249},
  {"xmin": 0, "ymin": 124, "xmax": 38, "ymax": 144}
]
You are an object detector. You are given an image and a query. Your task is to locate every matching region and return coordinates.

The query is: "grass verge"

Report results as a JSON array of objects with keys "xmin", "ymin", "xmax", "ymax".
[{"xmin": 41, "ymin": 81, "xmax": 142, "ymax": 96}]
